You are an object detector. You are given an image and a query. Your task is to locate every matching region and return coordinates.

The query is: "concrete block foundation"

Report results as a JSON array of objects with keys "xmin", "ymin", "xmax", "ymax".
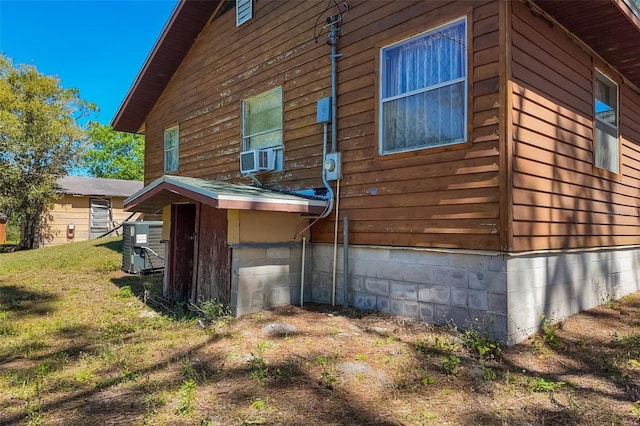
[
  {"xmin": 311, "ymin": 244, "xmax": 640, "ymax": 345},
  {"xmin": 228, "ymin": 242, "xmax": 640, "ymax": 345},
  {"xmin": 230, "ymin": 243, "xmax": 313, "ymax": 317}
]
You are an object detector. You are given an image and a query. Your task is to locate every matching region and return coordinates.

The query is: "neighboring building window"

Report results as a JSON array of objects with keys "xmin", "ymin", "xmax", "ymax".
[
  {"xmin": 236, "ymin": 0, "xmax": 252, "ymax": 26},
  {"xmin": 594, "ymin": 70, "xmax": 619, "ymax": 174},
  {"xmin": 90, "ymin": 198, "xmax": 110, "ymax": 239},
  {"xmin": 164, "ymin": 126, "xmax": 179, "ymax": 173},
  {"xmin": 379, "ymin": 17, "xmax": 467, "ymax": 155},
  {"xmin": 243, "ymin": 87, "xmax": 283, "ymax": 151}
]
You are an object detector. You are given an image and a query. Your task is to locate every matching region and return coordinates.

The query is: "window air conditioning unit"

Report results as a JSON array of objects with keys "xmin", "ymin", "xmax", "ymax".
[{"xmin": 240, "ymin": 148, "xmax": 275, "ymax": 174}]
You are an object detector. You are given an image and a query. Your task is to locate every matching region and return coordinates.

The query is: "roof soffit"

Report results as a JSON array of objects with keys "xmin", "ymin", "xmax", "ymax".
[{"xmin": 533, "ymin": 0, "xmax": 640, "ymax": 89}]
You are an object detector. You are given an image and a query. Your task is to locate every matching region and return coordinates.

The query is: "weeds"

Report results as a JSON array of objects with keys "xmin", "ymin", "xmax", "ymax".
[
  {"xmin": 320, "ymin": 371, "xmax": 338, "ymax": 389},
  {"xmin": 440, "ymin": 354, "xmax": 461, "ymax": 376},
  {"xmin": 481, "ymin": 365, "xmax": 496, "ymax": 381},
  {"xmin": 529, "ymin": 377, "xmax": 565, "ymax": 392},
  {"xmin": 175, "ymin": 379, "xmax": 197, "ymax": 417},
  {"xmin": 190, "ymin": 298, "xmax": 231, "ymax": 321},
  {"xmin": 540, "ymin": 315, "xmax": 560, "ymax": 349},
  {"xmin": 248, "ymin": 357, "xmax": 269, "ymax": 382},
  {"xmin": 421, "ymin": 374, "xmax": 435, "ymax": 385},
  {"xmin": 251, "ymin": 398, "xmax": 266, "ymax": 410},
  {"xmin": 247, "ymin": 341, "xmax": 276, "ymax": 383},
  {"xmin": 116, "ymin": 285, "xmax": 134, "ymax": 298},
  {"xmin": 416, "ymin": 336, "xmax": 456, "ymax": 354},
  {"xmin": 316, "ymin": 354, "xmax": 338, "ymax": 389},
  {"xmin": 462, "ymin": 329, "xmax": 500, "ymax": 358}
]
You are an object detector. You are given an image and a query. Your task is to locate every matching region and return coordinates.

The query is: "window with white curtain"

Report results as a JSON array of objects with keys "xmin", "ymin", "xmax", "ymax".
[
  {"xmin": 594, "ymin": 70, "xmax": 619, "ymax": 174},
  {"xmin": 379, "ymin": 17, "xmax": 467, "ymax": 155}
]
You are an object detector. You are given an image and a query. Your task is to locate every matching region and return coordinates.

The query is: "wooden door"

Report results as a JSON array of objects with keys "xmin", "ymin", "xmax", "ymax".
[
  {"xmin": 168, "ymin": 204, "xmax": 196, "ymax": 301},
  {"xmin": 194, "ymin": 204, "xmax": 230, "ymax": 304}
]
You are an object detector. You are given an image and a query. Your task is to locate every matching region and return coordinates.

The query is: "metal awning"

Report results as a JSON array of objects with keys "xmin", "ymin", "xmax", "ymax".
[{"xmin": 124, "ymin": 175, "xmax": 328, "ymax": 215}]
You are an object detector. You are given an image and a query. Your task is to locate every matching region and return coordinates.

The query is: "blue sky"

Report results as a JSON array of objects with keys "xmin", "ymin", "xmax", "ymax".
[{"xmin": 0, "ymin": 0, "xmax": 177, "ymax": 125}]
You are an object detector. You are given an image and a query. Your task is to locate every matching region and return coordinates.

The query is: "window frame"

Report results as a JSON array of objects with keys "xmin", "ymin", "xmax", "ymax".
[
  {"xmin": 593, "ymin": 69, "xmax": 620, "ymax": 175},
  {"xmin": 377, "ymin": 16, "xmax": 469, "ymax": 156},
  {"xmin": 241, "ymin": 87, "xmax": 284, "ymax": 171},
  {"xmin": 164, "ymin": 125, "xmax": 179, "ymax": 174}
]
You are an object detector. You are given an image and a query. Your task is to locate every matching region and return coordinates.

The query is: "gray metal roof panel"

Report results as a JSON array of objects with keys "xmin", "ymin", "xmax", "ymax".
[{"xmin": 57, "ymin": 176, "xmax": 143, "ymax": 198}]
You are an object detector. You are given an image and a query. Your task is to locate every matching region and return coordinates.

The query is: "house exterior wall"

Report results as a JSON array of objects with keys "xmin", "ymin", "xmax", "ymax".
[
  {"xmin": 230, "ymin": 244, "xmax": 313, "ymax": 317},
  {"xmin": 143, "ymin": 0, "xmax": 503, "ymax": 252},
  {"xmin": 135, "ymin": 0, "xmax": 640, "ymax": 344},
  {"xmin": 228, "ymin": 210, "xmax": 310, "ymax": 244},
  {"xmin": 45, "ymin": 195, "xmax": 138, "ymax": 246},
  {"xmin": 509, "ymin": 0, "xmax": 640, "ymax": 252}
]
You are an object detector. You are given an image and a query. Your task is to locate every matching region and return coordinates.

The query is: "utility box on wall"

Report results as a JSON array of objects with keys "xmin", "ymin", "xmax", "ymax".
[{"xmin": 122, "ymin": 221, "xmax": 165, "ymax": 274}]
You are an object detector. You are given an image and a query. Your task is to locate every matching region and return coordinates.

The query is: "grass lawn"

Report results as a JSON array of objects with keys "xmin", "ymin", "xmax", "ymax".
[{"xmin": 1, "ymin": 237, "xmax": 640, "ymax": 425}]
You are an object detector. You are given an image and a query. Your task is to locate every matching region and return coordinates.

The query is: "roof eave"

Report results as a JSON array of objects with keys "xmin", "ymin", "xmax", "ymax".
[
  {"xmin": 124, "ymin": 176, "xmax": 329, "ymax": 215},
  {"xmin": 533, "ymin": 0, "xmax": 640, "ymax": 89},
  {"xmin": 111, "ymin": 0, "xmax": 222, "ymax": 134}
]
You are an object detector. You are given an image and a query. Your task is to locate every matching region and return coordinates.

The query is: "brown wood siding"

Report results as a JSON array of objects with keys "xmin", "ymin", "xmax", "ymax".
[
  {"xmin": 144, "ymin": 0, "xmax": 502, "ymax": 251},
  {"xmin": 510, "ymin": 0, "xmax": 640, "ymax": 251}
]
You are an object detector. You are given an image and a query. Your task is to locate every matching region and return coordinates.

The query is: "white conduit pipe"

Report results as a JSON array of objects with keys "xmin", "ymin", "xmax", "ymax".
[
  {"xmin": 300, "ymin": 236, "xmax": 306, "ymax": 306},
  {"xmin": 331, "ymin": 179, "xmax": 340, "ymax": 306},
  {"xmin": 293, "ymin": 123, "xmax": 335, "ymax": 240}
]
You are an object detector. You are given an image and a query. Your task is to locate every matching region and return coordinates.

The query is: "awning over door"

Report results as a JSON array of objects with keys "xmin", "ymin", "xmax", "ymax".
[{"xmin": 124, "ymin": 175, "xmax": 328, "ymax": 215}]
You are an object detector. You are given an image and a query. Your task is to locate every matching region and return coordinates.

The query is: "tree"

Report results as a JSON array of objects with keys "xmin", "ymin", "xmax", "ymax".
[
  {"xmin": 83, "ymin": 122, "xmax": 144, "ymax": 181},
  {"xmin": 0, "ymin": 55, "xmax": 96, "ymax": 248}
]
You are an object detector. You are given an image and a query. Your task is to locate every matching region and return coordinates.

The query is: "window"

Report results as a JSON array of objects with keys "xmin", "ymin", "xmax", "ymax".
[
  {"xmin": 594, "ymin": 70, "xmax": 619, "ymax": 174},
  {"xmin": 164, "ymin": 126, "xmax": 179, "ymax": 173},
  {"xmin": 236, "ymin": 0, "xmax": 252, "ymax": 26},
  {"xmin": 243, "ymin": 87, "xmax": 283, "ymax": 150},
  {"xmin": 379, "ymin": 17, "xmax": 467, "ymax": 155},
  {"xmin": 242, "ymin": 87, "xmax": 283, "ymax": 171},
  {"xmin": 90, "ymin": 198, "xmax": 110, "ymax": 239}
]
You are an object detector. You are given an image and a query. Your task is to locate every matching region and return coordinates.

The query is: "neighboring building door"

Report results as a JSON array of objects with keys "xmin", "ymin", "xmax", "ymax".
[
  {"xmin": 90, "ymin": 198, "xmax": 111, "ymax": 239},
  {"xmin": 168, "ymin": 203, "xmax": 196, "ymax": 301}
]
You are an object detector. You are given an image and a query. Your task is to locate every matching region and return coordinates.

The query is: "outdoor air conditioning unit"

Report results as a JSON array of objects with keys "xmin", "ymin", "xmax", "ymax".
[
  {"xmin": 240, "ymin": 148, "xmax": 276, "ymax": 174},
  {"xmin": 122, "ymin": 221, "xmax": 165, "ymax": 274}
]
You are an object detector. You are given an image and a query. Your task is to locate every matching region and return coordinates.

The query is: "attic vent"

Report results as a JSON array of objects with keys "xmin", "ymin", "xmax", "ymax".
[{"xmin": 236, "ymin": 0, "xmax": 252, "ymax": 26}]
